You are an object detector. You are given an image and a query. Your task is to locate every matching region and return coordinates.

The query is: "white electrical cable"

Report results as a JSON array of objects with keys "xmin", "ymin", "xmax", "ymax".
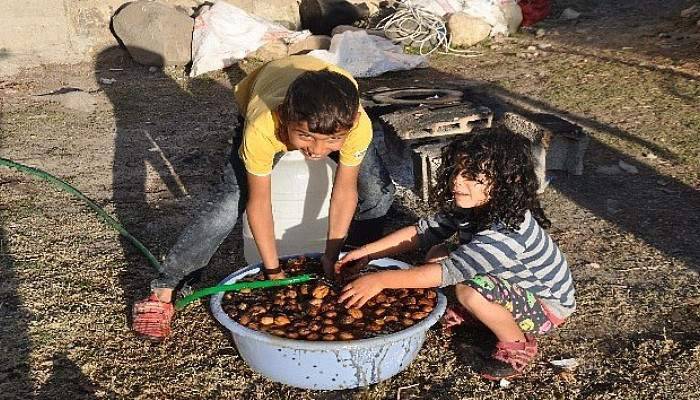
[{"xmin": 375, "ymin": 0, "xmax": 483, "ymax": 56}]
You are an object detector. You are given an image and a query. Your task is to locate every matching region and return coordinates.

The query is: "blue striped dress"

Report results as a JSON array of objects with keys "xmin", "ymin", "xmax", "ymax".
[{"xmin": 416, "ymin": 209, "xmax": 576, "ymax": 319}]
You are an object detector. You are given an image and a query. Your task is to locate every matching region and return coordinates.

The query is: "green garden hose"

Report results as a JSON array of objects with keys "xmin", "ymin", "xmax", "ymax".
[
  {"xmin": 0, "ymin": 157, "xmax": 163, "ymax": 272},
  {"xmin": 175, "ymin": 273, "xmax": 317, "ymax": 310},
  {"xmin": 0, "ymin": 157, "xmax": 320, "ymax": 309}
]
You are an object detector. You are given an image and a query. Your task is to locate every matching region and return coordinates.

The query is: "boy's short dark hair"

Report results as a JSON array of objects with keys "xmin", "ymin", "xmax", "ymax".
[{"xmin": 279, "ymin": 69, "xmax": 359, "ymax": 134}]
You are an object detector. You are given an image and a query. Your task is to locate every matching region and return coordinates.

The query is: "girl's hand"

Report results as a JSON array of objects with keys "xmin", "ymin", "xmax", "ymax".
[
  {"xmin": 334, "ymin": 250, "xmax": 369, "ymax": 275},
  {"xmin": 338, "ymin": 273, "xmax": 386, "ymax": 309}
]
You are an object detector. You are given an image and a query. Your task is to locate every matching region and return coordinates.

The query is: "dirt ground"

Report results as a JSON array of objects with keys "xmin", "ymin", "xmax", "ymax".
[{"xmin": 1, "ymin": 1, "xmax": 699, "ymax": 399}]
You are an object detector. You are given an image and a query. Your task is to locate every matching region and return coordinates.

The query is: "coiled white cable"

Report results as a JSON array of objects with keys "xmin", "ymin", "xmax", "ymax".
[{"xmin": 375, "ymin": 0, "xmax": 483, "ymax": 56}]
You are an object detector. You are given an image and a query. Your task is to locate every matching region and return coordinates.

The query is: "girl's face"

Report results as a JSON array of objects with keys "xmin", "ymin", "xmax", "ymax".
[{"xmin": 452, "ymin": 171, "xmax": 490, "ymax": 208}]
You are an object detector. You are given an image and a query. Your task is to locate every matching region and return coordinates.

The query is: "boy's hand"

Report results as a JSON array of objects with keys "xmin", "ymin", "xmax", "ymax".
[
  {"xmin": 320, "ymin": 253, "xmax": 336, "ymax": 279},
  {"xmin": 265, "ymin": 271, "xmax": 286, "ymax": 280},
  {"xmin": 339, "ymin": 272, "xmax": 386, "ymax": 309}
]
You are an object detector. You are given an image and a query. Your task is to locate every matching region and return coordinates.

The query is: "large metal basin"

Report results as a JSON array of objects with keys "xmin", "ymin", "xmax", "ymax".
[{"xmin": 210, "ymin": 255, "xmax": 446, "ymax": 390}]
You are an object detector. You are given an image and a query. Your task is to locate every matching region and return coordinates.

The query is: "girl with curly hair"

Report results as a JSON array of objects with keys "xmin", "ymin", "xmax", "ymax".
[{"xmin": 335, "ymin": 129, "xmax": 576, "ymax": 380}]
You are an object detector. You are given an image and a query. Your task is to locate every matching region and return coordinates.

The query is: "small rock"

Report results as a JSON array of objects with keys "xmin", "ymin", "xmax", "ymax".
[
  {"xmin": 448, "ymin": 12, "xmax": 492, "ymax": 47},
  {"xmin": 247, "ymin": 39, "xmax": 289, "ymax": 62},
  {"xmin": 527, "ymin": 45, "xmax": 537, "ymax": 51},
  {"xmin": 99, "ymin": 78, "xmax": 116, "ymax": 85},
  {"xmin": 560, "ymin": 8, "xmax": 581, "ymax": 20},
  {"xmin": 149, "ymin": 66, "xmax": 158, "ymax": 73},
  {"xmin": 618, "ymin": 160, "xmax": 639, "ymax": 174},
  {"xmin": 49, "ymin": 90, "xmax": 97, "ymax": 113},
  {"xmin": 661, "ymin": 188, "xmax": 679, "ymax": 195},
  {"xmin": 550, "ymin": 358, "xmax": 579, "ymax": 370},
  {"xmin": 538, "ymin": 43, "xmax": 552, "ymax": 49},
  {"xmin": 585, "ymin": 262, "xmax": 601, "ymax": 269},
  {"xmin": 490, "ymin": 44, "xmax": 501, "ymax": 50},
  {"xmin": 596, "ymin": 165, "xmax": 623, "ymax": 175},
  {"xmin": 643, "ymin": 152, "xmax": 658, "ymax": 160},
  {"xmin": 606, "ymin": 199, "xmax": 621, "ymax": 214},
  {"xmin": 535, "ymin": 28, "xmax": 546, "ymax": 38},
  {"xmin": 288, "ymin": 35, "xmax": 332, "ymax": 55},
  {"xmin": 499, "ymin": 378, "xmax": 511, "ymax": 388},
  {"xmin": 331, "ymin": 25, "xmax": 363, "ymax": 36},
  {"xmin": 680, "ymin": 5, "xmax": 700, "ymax": 19}
]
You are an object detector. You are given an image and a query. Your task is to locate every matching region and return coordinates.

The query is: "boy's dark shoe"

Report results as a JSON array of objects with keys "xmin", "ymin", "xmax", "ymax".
[
  {"xmin": 480, "ymin": 334, "xmax": 537, "ymax": 381},
  {"xmin": 345, "ymin": 216, "xmax": 386, "ymax": 248}
]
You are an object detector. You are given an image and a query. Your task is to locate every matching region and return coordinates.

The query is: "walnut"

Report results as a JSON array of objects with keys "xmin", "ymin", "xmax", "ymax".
[
  {"xmin": 410, "ymin": 311, "xmax": 429, "ymax": 320},
  {"xmin": 321, "ymin": 326, "xmax": 339, "ymax": 334},
  {"xmin": 312, "ymin": 285, "xmax": 330, "ymax": 299}
]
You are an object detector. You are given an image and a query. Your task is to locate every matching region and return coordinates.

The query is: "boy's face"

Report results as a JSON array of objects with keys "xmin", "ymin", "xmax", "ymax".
[
  {"xmin": 452, "ymin": 171, "xmax": 490, "ymax": 208},
  {"xmin": 284, "ymin": 120, "xmax": 349, "ymax": 160}
]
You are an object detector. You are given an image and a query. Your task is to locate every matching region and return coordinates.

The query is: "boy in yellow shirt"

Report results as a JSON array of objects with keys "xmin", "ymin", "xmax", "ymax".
[{"xmin": 132, "ymin": 56, "xmax": 395, "ymax": 340}]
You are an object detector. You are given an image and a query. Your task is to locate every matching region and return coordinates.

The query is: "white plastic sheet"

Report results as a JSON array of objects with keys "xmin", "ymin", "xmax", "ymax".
[
  {"xmin": 408, "ymin": 0, "xmax": 464, "ymax": 16},
  {"xmin": 190, "ymin": 1, "xmax": 309, "ymax": 77},
  {"xmin": 308, "ymin": 30, "xmax": 428, "ymax": 78}
]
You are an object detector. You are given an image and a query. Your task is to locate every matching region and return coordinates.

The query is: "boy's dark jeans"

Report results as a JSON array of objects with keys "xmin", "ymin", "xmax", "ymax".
[{"xmin": 151, "ymin": 137, "xmax": 395, "ymax": 291}]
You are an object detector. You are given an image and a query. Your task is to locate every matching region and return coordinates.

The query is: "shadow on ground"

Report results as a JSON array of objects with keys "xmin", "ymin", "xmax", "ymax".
[
  {"xmin": 362, "ymin": 68, "xmax": 700, "ymax": 273},
  {"xmin": 95, "ymin": 47, "xmax": 247, "ymax": 318},
  {"xmin": 546, "ymin": 0, "xmax": 700, "ymax": 69}
]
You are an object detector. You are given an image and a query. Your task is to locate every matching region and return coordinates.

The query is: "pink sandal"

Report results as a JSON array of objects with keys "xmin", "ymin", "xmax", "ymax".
[
  {"xmin": 480, "ymin": 334, "xmax": 538, "ymax": 380},
  {"xmin": 132, "ymin": 294, "xmax": 174, "ymax": 341}
]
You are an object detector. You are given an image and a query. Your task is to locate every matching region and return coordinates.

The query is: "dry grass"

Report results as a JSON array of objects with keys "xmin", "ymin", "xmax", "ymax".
[{"xmin": 1, "ymin": 1, "xmax": 699, "ymax": 398}]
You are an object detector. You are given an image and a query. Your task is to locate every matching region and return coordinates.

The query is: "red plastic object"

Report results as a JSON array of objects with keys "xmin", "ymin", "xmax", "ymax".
[
  {"xmin": 517, "ymin": 0, "xmax": 551, "ymax": 26},
  {"xmin": 132, "ymin": 294, "xmax": 175, "ymax": 341}
]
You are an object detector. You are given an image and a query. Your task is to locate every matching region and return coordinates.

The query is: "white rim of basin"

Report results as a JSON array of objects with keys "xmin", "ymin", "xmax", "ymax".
[{"xmin": 210, "ymin": 254, "xmax": 447, "ymax": 350}]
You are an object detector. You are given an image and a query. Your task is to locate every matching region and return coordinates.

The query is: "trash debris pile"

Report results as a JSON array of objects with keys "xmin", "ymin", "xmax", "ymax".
[{"xmin": 110, "ymin": 0, "xmax": 554, "ymax": 76}]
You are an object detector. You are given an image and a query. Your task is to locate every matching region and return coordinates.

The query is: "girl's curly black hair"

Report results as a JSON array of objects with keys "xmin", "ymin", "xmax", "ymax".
[{"xmin": 433, "ymin": 128, "xmax": 551, "ymax": 232}]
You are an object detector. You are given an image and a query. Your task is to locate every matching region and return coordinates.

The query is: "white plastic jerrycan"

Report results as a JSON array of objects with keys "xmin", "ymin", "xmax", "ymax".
[{"xmin": 242, "ymin": 150, "xmax": 337, "ymax": 264}]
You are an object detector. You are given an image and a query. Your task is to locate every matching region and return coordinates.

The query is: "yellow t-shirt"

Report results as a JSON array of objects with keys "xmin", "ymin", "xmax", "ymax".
[{"xmin": 234, "ymin": 55, "xmax": 372, "ymax": 176}]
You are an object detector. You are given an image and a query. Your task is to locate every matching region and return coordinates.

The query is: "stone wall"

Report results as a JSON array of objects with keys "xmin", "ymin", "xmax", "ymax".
[{"xmin": 0, "ymin": 0, "xmax": 301, "ymax": 76}]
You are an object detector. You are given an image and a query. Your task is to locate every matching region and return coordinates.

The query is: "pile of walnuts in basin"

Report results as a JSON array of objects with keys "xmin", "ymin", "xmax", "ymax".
[{"xmin": 221, "ymin": 256, "xmax": 438, "ymax": 341}]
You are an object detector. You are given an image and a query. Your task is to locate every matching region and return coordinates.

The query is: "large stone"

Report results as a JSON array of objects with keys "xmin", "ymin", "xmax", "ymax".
[
  {"xmin": 112, "ymin": 0, "xmax": 194, "ymax": 66},
  {"xmin": 300, "ymin": 0, "xmax": 364, "ymax": 35},
  {"xmin": 223, "ymin": 0, "xmax": 301, "ymax": 30},
  {"xmin": 347, "ymin": 0, "xmax": 382, "ymax": 16},
  {"xmin": 447, "ymin": 12, "xmax": 491, "ymax": 47}
]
